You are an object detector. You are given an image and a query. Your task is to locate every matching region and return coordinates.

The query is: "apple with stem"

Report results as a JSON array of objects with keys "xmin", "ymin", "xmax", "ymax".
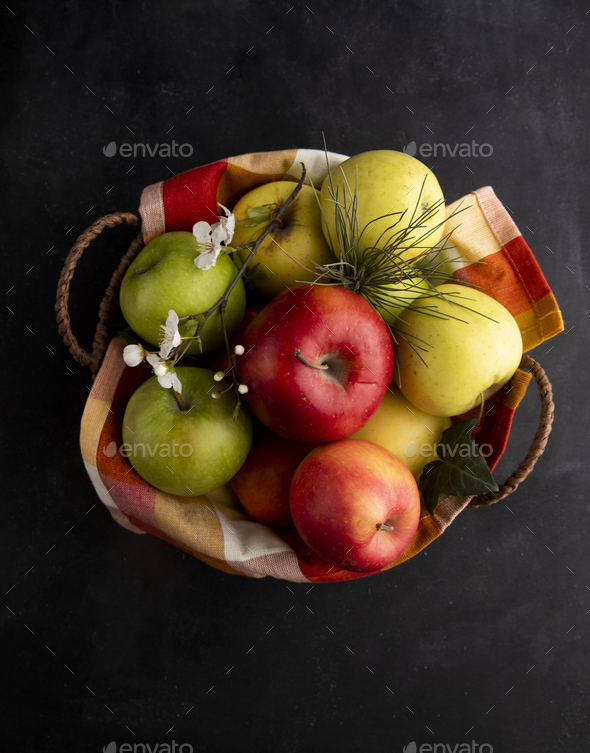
[
  {"xmin": 290, "ymin": 439, "xmax": 421, "ymax": 572},
  {"xmin": 236, "ymin": 284, "xmax": 394, "ymax": 442},
  {"xmin": 122, "ymin": 366, "xmax": 252, "ymax": 497},
  {"xmin": 231, "ymin": 182, "xmax": 337, "ymax": 298}
]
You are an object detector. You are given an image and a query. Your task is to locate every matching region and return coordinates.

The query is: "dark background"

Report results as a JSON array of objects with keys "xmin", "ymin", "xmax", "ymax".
[{"xmin": 2, "ymin": 1, "xmax": 589, "ymax": 751}]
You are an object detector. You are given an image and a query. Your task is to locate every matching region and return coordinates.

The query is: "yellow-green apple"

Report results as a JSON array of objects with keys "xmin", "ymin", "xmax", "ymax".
[
  {"xmin": 122, "ymin": 366, "xmax": 252, "ymax": 496},
  {"xmin": 289, "ymin": 439, "xmax": 421, "ymax": 572},
  {"xmin": 231, "ymin": 429, "xmax": 320, "ymax": 527},
  {"xmin": 320, "ymin": 150, "xmax": 445, "ymax": 261},
  {"xmin": 394, "ymin": 283, "xmax": 523, "ymax": 416},
  {"xmin": 236, "ymin": 284, "xmax": 394, "ymax": 442},
  {"xmin": 350, "ymin": 382, "xmax": 451, "ymax": 479},
  {"xmin": 373, "ymin": 273, "xmax": 432, "ymax": 324},
  {"xmin": 120, "ymin": 231, "xmax": 246, "ymax": 354},
  {"xmin": 231, "ymin": 182, "xmax": 337, "ymax": 298}
]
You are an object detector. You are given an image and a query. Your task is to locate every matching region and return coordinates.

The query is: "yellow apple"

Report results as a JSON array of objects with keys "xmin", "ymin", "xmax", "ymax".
[
  {"xmin": 372, "ymin": 273, "xmax": 432, "ymax": 325},
  {"xmin": 394, "ymin": 283, "xmax": 523, "ymax": 417},
  {"xmin": 320, "ymin": 150, "xmax": 446, "ymax": 262},
  {"xmin": 231, "ymin": 182, "xmax": 337, "ymax": 298},
  {"xmin": 350, "ymin": 383, "xmax": 451, "ymax": 479}
]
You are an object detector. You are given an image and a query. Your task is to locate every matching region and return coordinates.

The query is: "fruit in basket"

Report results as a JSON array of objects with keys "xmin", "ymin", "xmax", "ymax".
[
  {"xmin": 350, "ymin": 382, "xmax": 451, "ymax": 479},
  {"xmin": 236, "ymin": 284, "xmax": 395, "ymax": 442},
  {"xmin": 208, "ymin": 303, "xmax": 264, "ymax": 374},
  {"xmin": 231, "ymin": 429, "xmax": 320, "ymax": 527},
  {"xmin": 373, "ymin": 273, "xmax": 433, "ymax": 324},
  {"xmin": 122, "ymin": 366, "xmax": 252, "ymax": 497},
  {"xmin": 394, "ymin": 283, "xmax": 523, "ymax": 416},
  {"xmin": 231, "ymin": 182, "xmax": 337, "ymax": 298},
  {"xmin": 119, "ymin": 231, "xmax": 246, "ymax": 354},
  {"xmin": 290, "ymin": 439, "xmax": 421, "ymax": 572},
  {"xmin": 319, "ymin": 150, "xmax": 446, "ymax": 261}
]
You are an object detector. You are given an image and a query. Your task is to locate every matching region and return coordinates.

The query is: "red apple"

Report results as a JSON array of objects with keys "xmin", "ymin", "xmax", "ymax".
[
  {"xmin": 290, "ymin": 439, "xmax": 421, "ymax": 572},
  {"xmin": 237, "ymin": 285, "xmax": 394, "ymax": 442},
  {"xmin": 230, "ymin": 429, "xmax": 320, "ymax": 527}
]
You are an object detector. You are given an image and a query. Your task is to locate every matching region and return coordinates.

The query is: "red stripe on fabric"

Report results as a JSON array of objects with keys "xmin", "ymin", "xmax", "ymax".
[
  {"xmin": 454, "ymin": 236, "xmax": 552, "ymax": 317},
  {"xmin": 101, "ymin": 474, "xmax": 158, "ymax": 529},
  {"xmin": 162, "ymin": 161, "xmax": 228, "ymax": 232},
  {"xmin": 452, "ymin": 387, "xmax": 519, "ymax": 472}
]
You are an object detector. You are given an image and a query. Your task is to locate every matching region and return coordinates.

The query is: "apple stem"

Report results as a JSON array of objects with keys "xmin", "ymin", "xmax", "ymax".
[
  {"xmin": 376, "ymin": 518, "xmax": 395, "ymax": 532},
  {"xmin": 132, "ymin": 266, "xmax": 151, "ymax": 276},
  {"xmin": 173, "ymin": 390, "xmax": 186, "ymax": 411},
  {"xmin": 294, "ymin": 349, "xmax": 329, "ymax": 371}
]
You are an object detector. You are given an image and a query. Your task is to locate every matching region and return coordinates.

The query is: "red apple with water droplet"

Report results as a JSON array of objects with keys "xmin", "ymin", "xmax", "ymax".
[
  {"xmin": 236, "ymin": 284, "xmax": 394, "ymax": 442},
  {"xmin": 289, "ymin": 439, "xmax": 421, "ymax": 572}
]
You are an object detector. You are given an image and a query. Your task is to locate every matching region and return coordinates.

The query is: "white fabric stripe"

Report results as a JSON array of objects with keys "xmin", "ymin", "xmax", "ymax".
[{"xmin": 286, "ymin": 149, "xmax": 349, "ymax": 187}]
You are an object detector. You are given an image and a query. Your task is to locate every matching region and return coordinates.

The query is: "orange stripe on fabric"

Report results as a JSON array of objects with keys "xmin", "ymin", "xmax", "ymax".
[
  {"xmin": 80, "ymin": 398, "xmax": 112, "ymax": 466},
  {"xmin": 515, "ymin": 293, "xmax": 564, "ymax": 351},
  {"xmin": 154, "ymin": 493, "xmax": 228, "ymax": 563},
  {"xmin": 219, "ymin": 149, "xmax": 299, "ymax": 211}
]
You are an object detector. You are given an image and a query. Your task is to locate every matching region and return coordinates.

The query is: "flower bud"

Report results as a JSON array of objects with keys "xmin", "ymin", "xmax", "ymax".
[
  {"xmin": 234, "ymin": 344, "xmax": 245, "ymax": 356},
  {"xmin": 211, "ymin": 390, "xmax": 222, "ymax": 399},
  {"xmin": 123, "ymin": 343, "xmax": 145, "ymax": 367},
  {"xmin": 238, "ymin": 384, "xmax": 249, "ymax": 394},
  {"xmin": 213, "ymin": 371, "xmax": 225, "ymax": 382}
]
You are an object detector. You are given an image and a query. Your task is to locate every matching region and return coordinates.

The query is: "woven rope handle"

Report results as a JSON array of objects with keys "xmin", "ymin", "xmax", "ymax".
[
  {"xmin": 468, "ymin": 353, "xmax": 554, "ymax": 507},
  {"xmin": 55, "ymin": 212, "xmax": 144, "ymax": 378}
]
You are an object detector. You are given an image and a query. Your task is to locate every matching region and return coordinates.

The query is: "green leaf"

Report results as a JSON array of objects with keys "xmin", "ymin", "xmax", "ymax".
[
  {"xmin": 245, "ymin": 204, "xmax": 273, "ymax": 227},
  {"xmin": 117, "ymin": 329, "xmax": 148, "ymax": 347},
  {"xmin": 418, "ymin": 418, "xmax": 499, "ymax": 515}
]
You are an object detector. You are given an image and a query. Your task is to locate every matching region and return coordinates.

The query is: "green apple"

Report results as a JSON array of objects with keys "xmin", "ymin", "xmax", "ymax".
[
  {"xmin": 373, "ymin": 273, "xmax": 433, "ymax": 325},
  {"xmin": 350, "ymin": 382, "xmax": 451, "ymax": 480},
  {"xmin": 231, "ymin": 182, "xmax": 337, "ymax": 298},
  {"xmin": 120, "ymin": 231, "xmax": 246, "ymax": 354},
  {"xmin": 320, "ymin": 150, "xmax": 446, "ymax": 262},
  {"xmin": 122, "ymin": 366, "xmax": 252, "ymax": 497},
  {"xmin": 394, "ymin": 283, "xmax": 523, "ymax": 417}
]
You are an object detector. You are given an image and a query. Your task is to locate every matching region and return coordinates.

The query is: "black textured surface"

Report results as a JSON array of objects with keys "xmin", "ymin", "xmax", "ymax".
[{"xmin": 2, "ymin": 1, "xmax": 590, "ymax": 752}]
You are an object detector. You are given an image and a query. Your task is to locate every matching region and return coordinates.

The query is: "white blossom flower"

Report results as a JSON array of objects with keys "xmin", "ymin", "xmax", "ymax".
[
  {"xmin": 213, "ymin": 371, "xmax": 225, "ymax": 382},
  {"xmin": 146, "ymin": 353, "xmax": 182, "ymax": 393},
  {"xmin": 123, "ymin": 343, "xmax": 146, "ymax": 367},
  {"xmin": 234, "ymin": 344, "xmax": 245, "ymax": 356},
  {"xmin": 238, "ymin": 384, "xmax": 249, "ymax": 394},
  {"xmin": 211, "ymin": 203, "xmax": 236, "ymax": 245},
  {"xmin": 159, "ymin": 309, "xmax": 181, "ymax": 357},
  {"xmin": 193, "ymin": 220, "xmax": 226, "ymax": 270}
]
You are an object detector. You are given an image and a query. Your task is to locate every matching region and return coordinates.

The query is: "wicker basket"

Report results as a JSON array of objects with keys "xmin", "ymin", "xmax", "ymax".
[{"xmin": 55, "ymin": 150, "xmax": 559, "ymax": 582}]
